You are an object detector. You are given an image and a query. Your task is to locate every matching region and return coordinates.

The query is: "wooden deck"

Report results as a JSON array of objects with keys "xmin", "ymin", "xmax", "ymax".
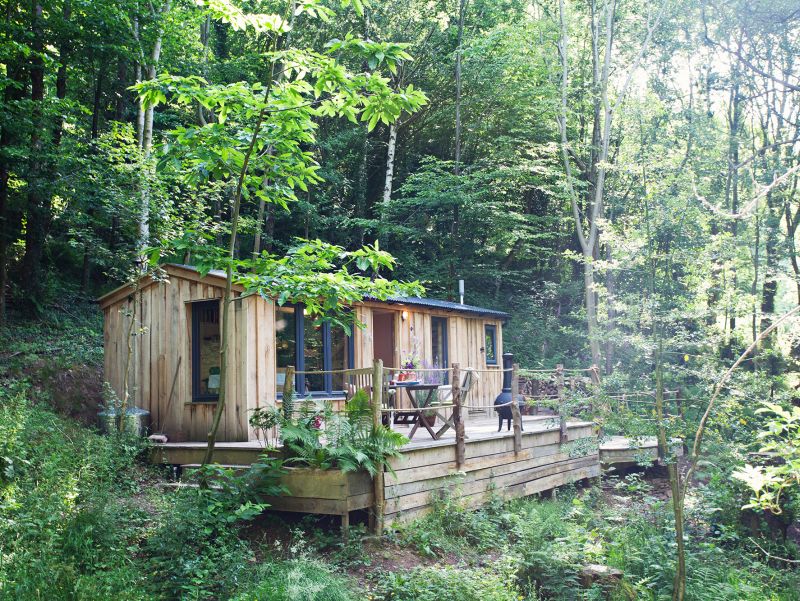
[
  {"xmin": 383, "ymin": 416, "xmax": 599, "ymax": 525},
  {"xmin": 598, "ymin": 435, "xmax": 685, "ymax": 468},
  {"xmin": 151, "ymin": 415, "xmax": 601, "ymax": 528}
]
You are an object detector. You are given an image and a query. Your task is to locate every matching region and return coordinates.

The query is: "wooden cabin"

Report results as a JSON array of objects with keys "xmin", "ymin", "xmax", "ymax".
[{"xmin": 98, "ymin": 264, "xmax": 508, "ymax": 443}]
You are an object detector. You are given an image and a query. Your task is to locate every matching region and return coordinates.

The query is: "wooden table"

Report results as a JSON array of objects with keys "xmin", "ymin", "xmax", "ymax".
[{"xmin": 389, "ymin": 383, "xmax": 454, "ymax": 440}]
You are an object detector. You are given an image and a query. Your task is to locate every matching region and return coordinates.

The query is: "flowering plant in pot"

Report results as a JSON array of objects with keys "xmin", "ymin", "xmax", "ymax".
[{"xmin": 398, "ymin": 353, "xmax": 419, "ymax": 381}]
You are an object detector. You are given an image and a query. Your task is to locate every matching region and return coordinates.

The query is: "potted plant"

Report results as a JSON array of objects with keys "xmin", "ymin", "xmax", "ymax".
[{"xmin": 398, "ymin": 352, "xmax": 419, "ymax": 382}]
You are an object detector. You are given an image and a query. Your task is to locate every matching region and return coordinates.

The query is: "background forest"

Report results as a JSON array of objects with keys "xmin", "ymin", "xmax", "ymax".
[
  {"xmin": 1, "ymin": 0, "xmax": 799, "ymax": 373},
  {"xmin": 2, "ymin": 0, "xmax": 800, "ymax": 600}
]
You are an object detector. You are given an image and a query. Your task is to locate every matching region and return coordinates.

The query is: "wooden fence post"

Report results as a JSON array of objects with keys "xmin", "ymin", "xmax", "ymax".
[
  {"xmin": 556, "ymin": 364, "xmax": 567, "ymax": 443},
  {"xmin": 452, "ymin": 363, "xmax": 465, "ymax": 468},
  {"xmin": 588, "ymin": 363, "xmax": 600, "ymax": 425},
  {"xmin": 589, "ymin": 364, "xmax": 601, "ymax": 385},
  {"xmin": 511, "ymin": 363, "xmax": 522, "ymax": 454},
  {"xmin": 370, "ymin": 359, "xmax": 385, "ymax": 535},
  {"xmin": 282, "ymin": 366, "xmax": 295, "ymax": 419}
]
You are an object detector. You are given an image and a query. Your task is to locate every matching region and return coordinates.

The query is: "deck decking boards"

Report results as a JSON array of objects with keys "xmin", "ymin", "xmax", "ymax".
[
  {"xmin": 598, "ymin": 435, "xmax": 684, "ymax": 467},
  {"xmin": 151, "ymin": 415, "xmax": 604, "ymax": 528},
  {"xmin": 381, "ymin": 417, "xmax": 598, "ymax": 524}
]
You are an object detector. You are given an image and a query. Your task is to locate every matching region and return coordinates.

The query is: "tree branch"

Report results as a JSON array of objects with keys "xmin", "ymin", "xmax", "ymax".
[{"xmin": 683, "ymin": 304, "xmax": 800, "ymax": 498}]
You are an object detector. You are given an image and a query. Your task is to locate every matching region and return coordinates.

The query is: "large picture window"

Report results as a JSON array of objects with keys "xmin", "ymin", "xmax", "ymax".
[
  {"xmin": 484, "ymin": 324, "xmax": 498, "ymax": 365},
  {"xmin": 191, "ymin": 300, "xmax": 221, "ymax": 402},
  {"xmin": 431, "ymin": 317, "xmax": 449, "ymax": 383},
  {"xmin": 276, "ymin": 305, "xmax": 353, "ymax": 397}
]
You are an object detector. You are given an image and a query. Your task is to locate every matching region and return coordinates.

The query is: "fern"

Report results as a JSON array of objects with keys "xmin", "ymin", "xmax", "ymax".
[{"xmin": 275, "ymin": 387, "xmax": 408, "ymax": 475}]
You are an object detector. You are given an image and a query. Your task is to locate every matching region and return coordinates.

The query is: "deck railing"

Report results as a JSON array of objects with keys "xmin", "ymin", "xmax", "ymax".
[{"xmin": 272, "ymin": 360, "xmax": 606, "ymax": 533}]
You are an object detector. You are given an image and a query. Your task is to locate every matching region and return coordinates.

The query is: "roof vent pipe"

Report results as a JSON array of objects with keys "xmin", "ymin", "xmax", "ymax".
[{"xmin": 458, "ymin": 279, "xmax": 464, "ymax": 305}]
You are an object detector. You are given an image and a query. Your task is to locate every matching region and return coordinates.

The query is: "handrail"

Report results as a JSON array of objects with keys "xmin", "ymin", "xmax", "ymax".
[{"xmin": 292, "ymin": 367, "xmax": 373, "ymax": 375}]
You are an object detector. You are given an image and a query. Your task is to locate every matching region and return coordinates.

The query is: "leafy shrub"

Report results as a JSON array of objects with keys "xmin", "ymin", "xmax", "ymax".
[
  {"xmin": 231, "ymin": 558, "xmax": 358, "ymax": 601},
  {"xmin": 370, "ymin": 560, "xmax": 522, "ymax": 601},
  {"xmin": 0, "ymin": 379, "xmax": 150, "ymax": 600},
  {"xmin": 395, "ymin": 482, "xmax": 515, "ymax": 557},
  {"xmin": 270, "ymin": 390, "xmax": 408, "ymax": 475},
  {"xmin": 144, "ymin": 461, "xmax": 286, "ymax": 599}
]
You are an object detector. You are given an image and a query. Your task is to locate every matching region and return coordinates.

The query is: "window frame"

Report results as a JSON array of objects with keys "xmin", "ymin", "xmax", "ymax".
[
  {"xmin": 278, "ymin": 304, "xmax": 354, "ymax": 398},
  {"xmin": 484, "ymin": 324, "xmax": 498, "ymax": 365},
  {"xmin": 431, "ymin": 316, "xmax": 449, "ymax": 383},
  {"xmin": 191, "ymin": 299, "xmax": 221, "ymax": 403}
]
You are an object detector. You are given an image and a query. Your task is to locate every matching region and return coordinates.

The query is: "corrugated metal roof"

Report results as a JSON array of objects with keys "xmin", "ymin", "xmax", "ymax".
[{"xmin": 364, "ymin": 295, "xmax": 509, "ymax": 319}]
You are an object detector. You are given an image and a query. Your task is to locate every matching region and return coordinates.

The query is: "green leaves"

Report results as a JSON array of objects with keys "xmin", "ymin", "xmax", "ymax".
[
  {"xmin": 241, "ymin": 238, "xmax": 423, "ymax": 328},
  {"xmin": 732, "ymin": 401, "xmax": 800, "ymax": 514},
  {"xmin": 152, "ymin": 234, "xmax": 424, "ymax": 331},
  {"xmin": 194, "ymin": 0, "xmax": 287, "ymax": 33},
  {"xmin": 339, "ymin": 0, "xmax": 367, "ymax": 17},
  {"xmin": 274, "ymin": 389, "xmax": 407, "ymax": 476}
]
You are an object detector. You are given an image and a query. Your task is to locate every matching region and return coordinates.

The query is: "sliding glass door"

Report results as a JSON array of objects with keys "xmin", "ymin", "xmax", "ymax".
[{"xmin": 275, "ymin": 304, "xmax": 353, "ymax": 396}]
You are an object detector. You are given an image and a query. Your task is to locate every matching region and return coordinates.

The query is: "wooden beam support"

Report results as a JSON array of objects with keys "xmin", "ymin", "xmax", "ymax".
[
  {"xmin": 511, "ymin": 362, "xmax": 522, "ymax": 454},
  {"xmin": 452, "ymin": 363, "xmax": 465, "ymax": 467},
  {"xmin": 556, "ymin": 364, "xmax": 567, "ymax": 443},
  {"xmin": 282, "ymin": 366, "xmax": 295, "ymax": 420},
  {"xmin": 370, "ymin": 359, "xmax": 385, "ymax": 535}
]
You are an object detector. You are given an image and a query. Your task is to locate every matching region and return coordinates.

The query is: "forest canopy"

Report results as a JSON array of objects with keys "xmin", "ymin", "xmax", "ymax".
[{"xmin": 0, "ymin": 0, "xmax": 797, "ymax": 368}]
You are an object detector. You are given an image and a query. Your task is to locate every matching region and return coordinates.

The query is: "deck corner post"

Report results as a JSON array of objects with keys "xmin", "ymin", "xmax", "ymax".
[
  {"xmin": 556, "ymin": 364, "xmax": 567, "ymax": 443},
  {"xmin": 511, "ymin": 362, "xmax": 522, "ymax": 454},
  {"xmin": 589, "ymin": 364, "xmax": 601, "ymax": 385},
  {"xmin": 452, "ymin": 363, "xmax": 465, "ymax": 467},
  {"xmin": 282, "ymin": 366, "xmax": 295, "ymax": 420},
  {"xmin": 370, "ymin": 359, "xmax": 385, "ymax": 535},
  {"xmin": 589, "ymin": 363, "xmax": 600, "ymax": 417}
]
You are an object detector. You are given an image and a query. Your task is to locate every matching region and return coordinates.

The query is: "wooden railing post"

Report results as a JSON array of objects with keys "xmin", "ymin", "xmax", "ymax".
[
  {"xmin": 511, "ymin": 362, "xmax": 522, "ymax": 454},
  {"xmin": 556, "ymin": 364, "xmax": 567, "ymax": 443},
  {"xmin": 452, "ymin": 363, "xmax": 465, "ymax": 467},
  {"xmin": 370, "ymin": 359, "xmax": 385, "ymax": 535},
  {"xmin": 282, "ymin": 366, "xmax": 295, "ymax": 420},
  {"xmin": 588, "ymin": 364, "xmax": 600, "ymax": 423}
]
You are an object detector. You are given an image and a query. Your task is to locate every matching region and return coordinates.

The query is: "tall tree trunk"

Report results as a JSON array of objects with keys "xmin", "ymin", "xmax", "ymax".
[
  {"xmin": 20, "ymin": 2, "xmax": 47, "ymax": 311},
  {"xmin": 354, "ymin": 129, "xmax": 369, "ymax": 249},
  {"xmin": 784, "ymin": 200, "xmax": 800, "ymax": 305},
  {"xmin": 752, "ymin": 212, "xmax": 760, "ymax": 343},
  {"xmin": 653, "ymin": 345, "xmax": 686, "ymax": 601},
  {"xmin": 760, "ymin": 189, "xmax": 779, "ymax": 372},
  {"xmin": 21, "ymin": 0, "xmax": 70, "ymax": 310},
  {"xmin": 91, "ymin": 61, "xmax": 105, "ymax": 139},
  {"xmin": 604, "ymin": 240, "xmax": 615, "ymax": 374},
  {"xmin": 0, "ymin": 53, "xmax": 23, "ymax": 324},
  {"xmin": 137, "ymin": 0, "xmax": 171, "ymax": 253},
  {"xmin": 382, "ymin": 121, "xmax": 398, "ymax": 204},
  {"xmin": 725, "ymin": 55, "xmax": 742, "ymax": 336},
  {"xmin": 114, "ymin": 59, "xmax": 127, "ymax": 121},
  {"xmin": 454, "ymin": 0, "xmax": 466, "ymax": 175},
  {"xmin": 203, "ymin": 55, "xmax": 278, "ymax": 467},
  {"xmin": 253, "ymin": 2, "xmax": 294, "ymax": 257},
  {"xmin": 558, "ymin": 0, "xmax": 665, "ymax": 372}
]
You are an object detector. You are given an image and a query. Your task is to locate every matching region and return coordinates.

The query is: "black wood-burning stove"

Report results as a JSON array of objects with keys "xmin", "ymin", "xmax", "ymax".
[{"xmin": 494, "ymin": 352, "xmax": 524, "ymax": 432}]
